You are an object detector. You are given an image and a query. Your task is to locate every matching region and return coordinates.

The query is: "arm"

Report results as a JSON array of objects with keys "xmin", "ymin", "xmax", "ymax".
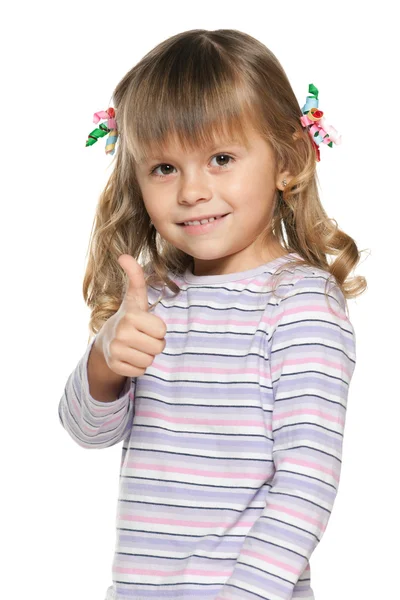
[
  {"xmin": 216, "ymin": 273, "xmax": 357, "ymax": 600},
  {"xmin": 58, "ymin": 335, "xmax": 136, "ymax": 449}
]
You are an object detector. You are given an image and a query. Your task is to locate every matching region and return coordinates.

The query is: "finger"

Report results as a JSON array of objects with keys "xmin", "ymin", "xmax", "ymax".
[{"xmin": 118, "ymin": 254, "xmax": 149, "ymax": 313}]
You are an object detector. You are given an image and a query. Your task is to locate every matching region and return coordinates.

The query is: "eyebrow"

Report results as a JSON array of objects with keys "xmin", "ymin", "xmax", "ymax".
[{"xmin": 138, "ymin": 139, "xmax": 246, "ymax": 165}]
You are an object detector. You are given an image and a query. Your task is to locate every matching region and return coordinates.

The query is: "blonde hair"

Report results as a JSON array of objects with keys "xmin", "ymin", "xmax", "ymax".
[{"xmin": 83, "ymin": 28, "xmax": 367, "ymax": 343}]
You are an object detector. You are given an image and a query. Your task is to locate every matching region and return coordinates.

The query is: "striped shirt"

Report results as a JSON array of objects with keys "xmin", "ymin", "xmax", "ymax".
[{"xmin": 58, "ymin": 251, "xmax": 357, "ymax": 600}]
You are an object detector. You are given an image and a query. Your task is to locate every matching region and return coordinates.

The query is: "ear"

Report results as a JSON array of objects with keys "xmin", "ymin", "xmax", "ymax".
[{"xmin": 276, "ymin": 170, "xmax": 291, "ymax": 191}]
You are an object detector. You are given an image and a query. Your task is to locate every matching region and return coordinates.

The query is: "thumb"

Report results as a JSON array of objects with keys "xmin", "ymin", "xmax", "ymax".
[{"xmin": 118, "ymin": 254, "xmax": 149, "ymax": 312}]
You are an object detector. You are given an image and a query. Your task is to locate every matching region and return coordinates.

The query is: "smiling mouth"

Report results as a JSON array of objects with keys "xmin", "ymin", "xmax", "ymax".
[{"xmin": 178, "ymin": 213, "xmax": 230, "ymax": 225}]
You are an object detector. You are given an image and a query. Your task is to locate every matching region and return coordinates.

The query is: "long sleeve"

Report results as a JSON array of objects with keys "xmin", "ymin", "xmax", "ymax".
[
  {"xmin": 216, "ymin": 272, "xmax": 357, "ymax": 600},
  {"xmin": 58, "ymin": 335, "xmax": 135, "ymax": 449}
]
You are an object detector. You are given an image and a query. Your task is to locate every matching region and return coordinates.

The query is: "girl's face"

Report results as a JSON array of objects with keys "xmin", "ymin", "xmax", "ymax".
[{"xmin": 134, "ymin": 126, "xmax": 291, "ymax": 276}]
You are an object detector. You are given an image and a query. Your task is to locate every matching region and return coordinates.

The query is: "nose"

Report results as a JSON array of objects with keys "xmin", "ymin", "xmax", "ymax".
[{"xmin": 178, "ymin": 172, "xmax": 213, "ymax": 205}]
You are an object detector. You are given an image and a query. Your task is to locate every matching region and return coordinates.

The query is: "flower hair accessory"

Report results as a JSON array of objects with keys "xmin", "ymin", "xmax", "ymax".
[
  {"xmin": 300, "ymin": 83, "xmax": 341, "ymax": 162},
  {"xmin": 86, "ymin": 85, "xmax": 339, "ymax": 162},
  {"xmin": 85, "ymin": 107, "xmax": 119, "ymax": 155}
]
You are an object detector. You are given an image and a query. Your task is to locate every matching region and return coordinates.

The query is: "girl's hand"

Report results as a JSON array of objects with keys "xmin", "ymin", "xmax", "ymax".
[{"xmin": 96, "ymin": 254, "xmax": 167, "ymax": 378}]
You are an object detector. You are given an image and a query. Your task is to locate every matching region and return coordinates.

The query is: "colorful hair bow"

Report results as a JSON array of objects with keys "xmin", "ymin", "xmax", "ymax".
[
  {"xmin": 85, "ymin": 107, "xmax": 118, "ymax": 155},
  {"xmin": 300, "ymin": 83, "xmax": 341, "ymax": 162}
]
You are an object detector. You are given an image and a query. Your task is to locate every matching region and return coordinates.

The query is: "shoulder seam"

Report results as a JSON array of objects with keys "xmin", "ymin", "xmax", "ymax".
[{"xmin": 275, "ymin": 271, "xmax": 350, "ymax": 323}]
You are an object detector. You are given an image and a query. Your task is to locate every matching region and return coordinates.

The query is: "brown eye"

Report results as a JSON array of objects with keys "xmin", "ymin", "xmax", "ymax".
[
  {"xmin": 150, "ymin": 153, "xmax": 235, "ymax": 179},
  {"xmin": 211, "ymin": 154, "xmax": 235, "ymax": 168},
  {"xmin": 150, "ymin": 164, "xmax": 176, "ymax": 177}
]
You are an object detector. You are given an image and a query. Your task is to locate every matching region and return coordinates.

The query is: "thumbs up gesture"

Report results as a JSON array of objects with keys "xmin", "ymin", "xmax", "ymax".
[{"xmin": 96, "ymin": 254, "xmax": 167, "ymax": 378}]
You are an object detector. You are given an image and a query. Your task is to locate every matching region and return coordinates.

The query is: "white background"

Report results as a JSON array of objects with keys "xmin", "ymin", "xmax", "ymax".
[{"xmin": 1, "ymin": 2, "xmax": 398, "ymax": 599}]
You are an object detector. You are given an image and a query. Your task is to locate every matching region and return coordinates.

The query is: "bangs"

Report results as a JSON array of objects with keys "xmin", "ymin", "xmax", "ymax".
[{"xmin": 118, "ymin": 41, "xmax": 261, "ymax": 164}]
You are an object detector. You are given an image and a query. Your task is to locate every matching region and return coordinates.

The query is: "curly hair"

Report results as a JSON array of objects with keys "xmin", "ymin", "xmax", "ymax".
[{"xmin": 83, "ymin": 28, "xmax": 367, "ymax": 344}]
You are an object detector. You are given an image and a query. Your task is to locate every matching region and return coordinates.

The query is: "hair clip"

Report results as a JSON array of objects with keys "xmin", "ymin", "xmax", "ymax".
[
  {"xmin": 85, "ymin": 107, "xmax": 118, "ymax": 155},
  {"xmin": 300, "ymin": 83, "xmax": 341, "ymax": 162}
]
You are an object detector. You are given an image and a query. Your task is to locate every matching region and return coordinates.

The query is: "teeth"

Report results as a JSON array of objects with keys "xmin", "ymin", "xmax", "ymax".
[{"xmin": 183, "ymin": 216, "xmax": 220, "ymax": 226}]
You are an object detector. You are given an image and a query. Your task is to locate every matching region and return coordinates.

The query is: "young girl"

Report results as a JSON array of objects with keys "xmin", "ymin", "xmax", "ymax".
[{"xmin": 59, "ymin": 28, "xmax": 365, "ymax": 600}]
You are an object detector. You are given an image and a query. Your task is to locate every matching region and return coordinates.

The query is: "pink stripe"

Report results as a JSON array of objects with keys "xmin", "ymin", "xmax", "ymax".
[
  {"xmin": 275, "ymin": 456, "xmax": 340, "ymax": 482},
  {"xmin": 151, "ymin": 357, "xmax": 350, "ymax": 378},
  {"xmin": 274, "ymin": 407, "xmax": 345, "ymax": 426},
  {"xmin": 160, "ymin": 302, "xmax": 346, "ymax": 327},
  {"xmin": 120, "ymin": 514, "xmax": 255, "ymax": 528},
  {"xmin": 125, "ymin": 462, "xmax": 269, "ymax": 480},
  {"xmin": 115, "ymin": 566, "xmax": 232, "ymax": 576},
  {"xmin": 151, "ymin": 362, "xmax": 269, "ymax": 375},
  {"xmin": 72, "ymin": 394, "xmax": 130, "ymax": 432},
  {"xmin": 268, "ymin": 502, "xmax": 325, "ymax": 528},
  {"xmin": 120, "ymin": 505, "xmax": 325, "ymax": 530},
  {"xmin": 163, "ymin": 317, "xmax": 259, "ymax": 326},
  {"xmin": 241, "ymin": 547, "xmax": 298, "ymax": 574},
  {"xmin": 135, "ymin": 409, "xmax": 272, "ymax": 429},
  {"xmin": 266, "ymin": 303, "xmax": 347, "ymax": 326},
  {"xmin": 271, "ymin": 355, "xmax": 350, "ymax": 377}
]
